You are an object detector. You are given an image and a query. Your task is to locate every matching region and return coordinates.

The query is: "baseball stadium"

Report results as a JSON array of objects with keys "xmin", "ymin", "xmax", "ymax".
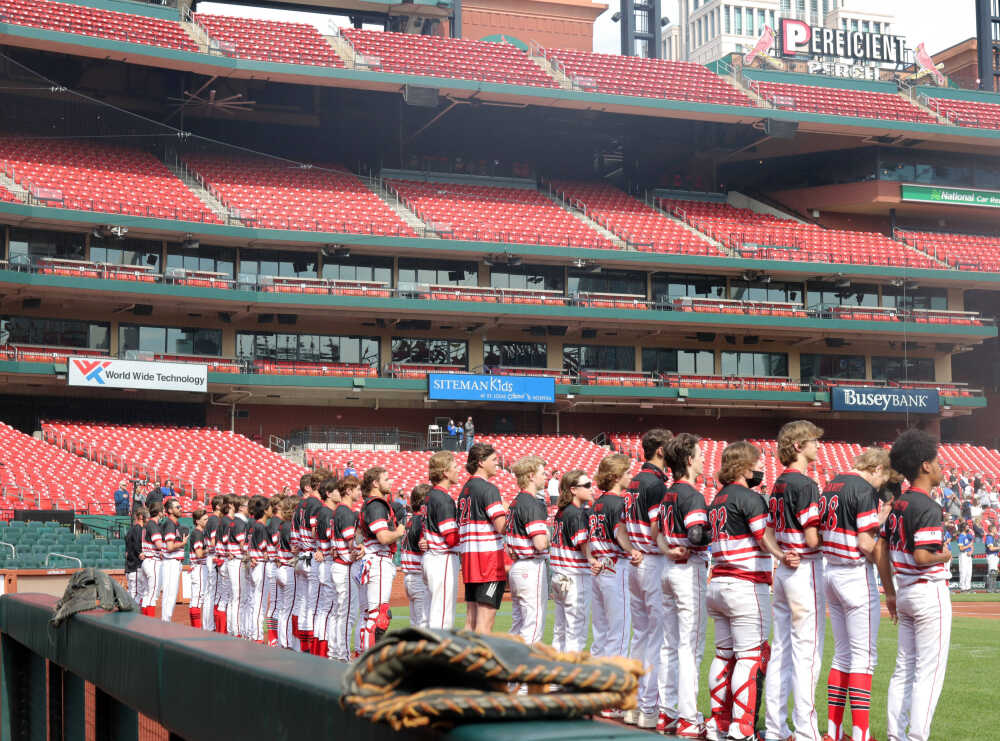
[{"xmin": 0, "ymin": 0, "xmax": 998, "ymax": 738}]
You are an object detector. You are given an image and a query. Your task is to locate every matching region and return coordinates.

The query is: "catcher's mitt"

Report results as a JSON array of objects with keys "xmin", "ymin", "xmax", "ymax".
[{"xmin": 340, "ymin": 627, "xmax": 643, "ymax": 730}]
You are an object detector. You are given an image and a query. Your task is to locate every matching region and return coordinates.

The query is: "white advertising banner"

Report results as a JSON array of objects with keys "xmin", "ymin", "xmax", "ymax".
[{"xmin": 68, "ymin": 357, "xmax": 207, "ymax": 393}]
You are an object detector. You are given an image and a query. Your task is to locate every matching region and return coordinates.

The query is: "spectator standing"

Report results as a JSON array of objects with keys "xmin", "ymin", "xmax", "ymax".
[
  {"xmin": 114, "ymin": 480, "xmax": 131, "ymax": 515},
  {"xmin": 464, "ymin": 416, "xmax": 475, "ymax": 451},
  {"xmin": 124, "ymin": 507, "xmax": 147, "ymax": 600},
  {"xmin": 343, "ymin": 460, "xmax": 357, "ymax": 478},
  {"xmin": 159, "ymin": 479, "xmax": 175, "ymax": 501},
  {"xmin": 132, "ymin": 481, "xmax": 147, "ymax": 512},
  {"xmin": 961, "ymin": 496, "xmax": 973, "ymax": 521},
  {"xmin": 957, "ymin": 523, "xmax": 974, "ymax": 591},
  {"xmin": 547, "ymin": 469, "xmax": 561, "ymax": 504},
  {"xmin": 146, "ymin": 482, "xmax": 164, "ymax": 512},
  {"xmin": 986, "ymin": 525, "xmax": 999, "ymax": 577}
]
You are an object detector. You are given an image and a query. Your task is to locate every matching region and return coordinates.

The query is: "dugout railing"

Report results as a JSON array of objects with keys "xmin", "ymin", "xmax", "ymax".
[{"xmin": 0, "ymin": 592, "xmax": 647, "ymax": 741}]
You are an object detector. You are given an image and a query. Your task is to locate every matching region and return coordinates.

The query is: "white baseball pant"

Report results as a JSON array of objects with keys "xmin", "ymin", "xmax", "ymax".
[
  {"xmin": 766, "ymin": 559, "xmax": 825, "ymax": 741},
  {"xmin": 202, "ymin": 561, "xmax": 216, "ymax": 630},
  {"xmin": 189, "ymin": 563, "xmax": 202, "ymax": 613},
  {"xmin": 329, "ymin": 560, "xmax": 360, "ymax": 661},
  {"xmin": 827, "ymin": 563, "xmax": 879, "ymax": 675},
  {"xmin": 658, "ymin": 558, "xmax": 708, "ymax": 724},
  {"xmin": 886, "ymin": 580, "xmax": 951, "ymax": 741},
  {"xmin": 987, "ymin": 553, "xmax": 998, "ymax": 575},
  {"xmin": 159, "ymin": 559, "xmax": 182, "ymax": 622},
  {"xmin": 315, "ymin": 559, "xmax": 337, "ymax": 643},
  {"xmin": 359, "ymin": 553, "xmax": 396, "ymax": 652},
  {"xmin": 422, "ymin": 551, "xmax": 459, "ymax": 630},
  {"xmin": 303, "ymin": 558, "xmax": 322, "ymax": 636},
  {"xmin": 214, "ymin": 560, "xmax": 231, "ymax": 620},
  {"xmin": 591, "ymin": 562, "xmax": 630, "ymax": 659},
  {"xmin": 225, "ymin": 558, "xmax": 243, "ymax": 637},
  {"xmin": 265, "ymin": 561, "xmax": 279, "ymax": 623},
  {"xmin": 706, "ymin": 577, "xmax": 772, "ymax": 741},
  {"xmin": 126, "ymin": 570, "xmax": 139, "ymax": 601},
  {"xmin": 508, "ymin": 558, "xmax": 548, "ymax": 645},
  {"xmin": 242, "ymin": 562, "xmax": 265, "ymax": 641},
  {"xmin": 404, "ymin": 572, "xmax": 429, "ymax": 628},
  {"xmin": 140, "ymin": 558, "xmax": 159, "ymax": 609},
  {"xmin": 627, "ymin": 554, "xmax": 665, "ymax": 715},
  {"xmin": 552, "ymin": 570, "xmax": 592, "ymax": 653},
  {"xmin": 276, "ymin": 564, "xmax": 297, "ymax": 649},
  {"xmin": 351, "ymin": 560, "xmax": 364, "ymax": 654},
  {"xmin": 293, "ymin": 559, "xmax": 310, "ymax": 637},
  {"xmin": 958, "ymin": 552, "xmax": 972, "ymax": 590}
]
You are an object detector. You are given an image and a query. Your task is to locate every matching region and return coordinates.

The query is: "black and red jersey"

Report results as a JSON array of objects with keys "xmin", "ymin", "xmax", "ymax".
[
  {"xmin": 400, "ymin": 513, "xmax": 424, "ymax": 574},
  {"xmin": 458, "ymin": 476, "xmax": 506, "ymax": 583},
  {"xmin": 266, "ymin": 516, "xmax": 282, "ymax": 560},
  {"xmin": 247, "ymin": 520, "xmax": 269, "ymax": 561},
  {"xmin": 189, "ymin": 528, "xmax": 206, "ymax": 566},
  {"xmin": 588, "ymin": 491, "xmax": 627, "ymax": 561},
  {"xmin": 217, "ymin": 515, "xmax": 233, "ymax": 559},
  {"xmin": 505, "ymin": 491, "xmax": 549, "ymax": 561},
  {"xmin": 770, "ymin": 469, "xmax": 822, "ymax": 559},
  {"xmin": 292, "ymin": 496, "xmax": 323, "ymax": 553},
  {"xmin": 551, "ymin": 504, "xmax": 590, "ymax": 573},
  {"xmin": 315, "ymin": 505, "xmax": 335, "ymax": 557},
  {"xmin": 125, "ymin": 524, "xmax": 142, "ymax": 572},
  {"xmin": 160, "ymin": 518, "xmax": 185, "ymax": 562},
  {"xmin": 659, "ymin": 481, "xmax": 710, "ymax": 561},
  {"xmin": 821, "ymin": 473, "xmax": 880, "ymax": 565},
  {"xmin": 359, "ymin": 496, "xmax": 397, "ymax": 557},
  {"xmin": 204, "ymin": 514, "xmax": 220, "ymax": 553},
  {"xmin": 625, "ymin": 463, "xmax": 669, "ymax": 554},
  {"xmin": 276, "ymin": 520, "xmax": 295, "ymax": 566},
  {"xmin": 227, "ymin": 515, "xmax": 248, "ymax": 559},
  {"xmin": 141, "ymin": 518, "xmax": 162, "ymax": 559},
  {"xmin": 708, "ymin": 483, "xmax": 772, "ymax": 584},
  {"xmin": 881, "ymin": 487, "xmax": 948, "ymax": 588},
  {"xmin": 331, "ymin": 504, "xmax": 358, "ymax": 564},
  {"xmin": 422, "ymin": 486, "xmax": 459, "ymax": 553}
]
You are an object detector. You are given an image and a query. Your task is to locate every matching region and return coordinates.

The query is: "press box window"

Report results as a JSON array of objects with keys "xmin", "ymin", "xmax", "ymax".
[
  {"xmin": 391, "ymin": 338, "xmax": 468, "ymax": 367},
  {"xmin": 484, "ymin": 342, "xmax": 547, "ymax": 368}
]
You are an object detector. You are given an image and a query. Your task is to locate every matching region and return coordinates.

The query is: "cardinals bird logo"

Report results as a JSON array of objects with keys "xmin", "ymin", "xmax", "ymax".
[
  {"xmin": 915, "ymin": 43, "xmax": 947, "ymax": 86},
  {"xmin": 744, "ymin": 25, "xmax": 775, "ymax": 66}
]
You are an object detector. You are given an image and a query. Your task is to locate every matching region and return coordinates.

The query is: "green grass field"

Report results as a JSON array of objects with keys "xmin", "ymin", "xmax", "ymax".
[{"xmin": 388, "ymin": 599, "xmax": 999, "ymax": 741}]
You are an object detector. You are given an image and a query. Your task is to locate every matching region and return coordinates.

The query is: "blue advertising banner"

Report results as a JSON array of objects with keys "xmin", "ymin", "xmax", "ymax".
[
  {"xmin": 428, "ymin": 374, "xmax": 556, "ymax": 403},
  {"xmin": 831, "ymin": 386, "xmax": 939, "ymax": 414}
]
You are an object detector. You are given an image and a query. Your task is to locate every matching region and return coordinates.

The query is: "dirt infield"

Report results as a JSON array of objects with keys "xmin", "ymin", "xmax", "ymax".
[{"xmin": 878, "ymin": 598, "xmax": 1000, "ymax": 620}]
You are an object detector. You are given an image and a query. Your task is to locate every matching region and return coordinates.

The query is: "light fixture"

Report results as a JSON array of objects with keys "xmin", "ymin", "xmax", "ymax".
[
  {"xmin": 660, "ymin": 16, "xmax": 671, "ymax": 27},
  {"xmin": 611, "ymin": 11, "xmax": 621, "ymax": 22},
  {"xmin": 181, "ymin": 233, "xmax": 199, "ymax": 250}
]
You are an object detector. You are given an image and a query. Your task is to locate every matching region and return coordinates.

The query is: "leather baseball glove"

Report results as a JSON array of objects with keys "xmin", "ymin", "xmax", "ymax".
[{"xmin": 340, "ymin": 627, "xmax": 643, "ymax": 730}]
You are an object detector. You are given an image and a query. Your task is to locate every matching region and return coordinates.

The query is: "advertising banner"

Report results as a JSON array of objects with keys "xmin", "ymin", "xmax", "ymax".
[
  {"xmin": 831, "ymin": 386, "xmax": 939, "ymax": 414},
  {"xmin": 901, "ymin": 184, "xmax": 1000, "ymax": 209},
  {"xmin": 68, "ymin": 357, "xmax": 207, "ymax": 393},
  {"xmin": 428, "ymin": 373, "xmax": 555, "ymax": 403}
]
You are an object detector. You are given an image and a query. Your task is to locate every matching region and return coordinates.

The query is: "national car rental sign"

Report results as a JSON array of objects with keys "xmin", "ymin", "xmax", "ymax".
[{"xmin": 68, "ymin": 357, "xmax": 207, "ymax": 393}]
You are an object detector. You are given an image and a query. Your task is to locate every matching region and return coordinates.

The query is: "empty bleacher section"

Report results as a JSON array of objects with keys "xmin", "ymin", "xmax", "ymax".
[
  {"xmin": 898, "ymin": 229, "xmax": 1000, "ymax": 272},
  {"xmin": 193, "ymin": 13, "xmax": 342, "ymax": 67},
  {"xmin": 341, "ymin": 28, "xmax": 557, "ymax": 87},
  {"xmin": 0, "ymin": 422, "xmax": 123, "ymax": 513},
  {"xmin": 0, "ymin": 0, "xmax": 197, "ymax": 51},
  {"xmin": 180, "ymin": 154, "xmax": 414, "ymax": 235},
  {"xmin": 923, "ymin": 96, "xmax": 1000, "ymax": 129},
  {"xmin": 41, "ymin": 422, "xmax": 306, "ymax": 508},
  {"xmin": 748, "ymin": 79, "xmax": 936, "ymax": 124},
  {"xmin": 550, "ymin": 181, "xmax": 722, "ymax": 255},
  {"xmin": 543, "ymin": 48, "xmax": 752, "ymax": 105},
  {"xmin": 663, "ymin": 197, "xmax": 940, "ymax": 268},
  {"xmin": 385, "ymin": 176, "xmax": 614, "ymax": 248},
  {"xmin": 0, "ymin": 138, "xmax": 222, "ymax": 223},
  {"xmin": 0, "ymin": 520, "xmax": 125, "ymax": 570}
]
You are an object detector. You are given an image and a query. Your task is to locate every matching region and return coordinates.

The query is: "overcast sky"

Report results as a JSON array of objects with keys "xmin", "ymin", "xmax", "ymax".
[{"xmin": 202, "ymin": 0, "xmax": 978, "ymax": 58}]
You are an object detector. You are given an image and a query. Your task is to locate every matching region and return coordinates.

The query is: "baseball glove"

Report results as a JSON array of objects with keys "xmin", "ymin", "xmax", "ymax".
[{"xmin": 340, "ymin": 627, "xmax": 643, "ymax": 730}]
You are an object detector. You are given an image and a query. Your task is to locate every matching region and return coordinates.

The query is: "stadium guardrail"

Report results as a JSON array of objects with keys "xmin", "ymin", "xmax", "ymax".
[{"xmin": 1, "ymin": 593, "xmax": 646, "ymax": 741}]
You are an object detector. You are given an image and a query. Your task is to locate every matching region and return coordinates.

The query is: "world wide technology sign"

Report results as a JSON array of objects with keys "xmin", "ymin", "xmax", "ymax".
[
  {"xmin": 428, "ymin": 373, "xmax": 555, "ymax": 403},
  {"xmin": 831, "ymin": 386, "xmax": 939, "ymax": 414},
  {"xmin": 68, "ymin": 357, "xmax": 207, "ymax": 393}
]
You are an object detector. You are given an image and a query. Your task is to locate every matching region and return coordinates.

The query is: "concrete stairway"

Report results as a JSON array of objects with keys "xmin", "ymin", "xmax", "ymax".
[
  {"xmin": 0, "ymin": 172, "xmax": 30, "ymax": 203},
  {"xmin": 542, "ymin": 190, "xmax": 630, "ymax": 250},
  {"xmin": 364, "ymin": 176, "xmax": 437, "ymax": 237},
  {"xmin": 164, "ymin": 156, "xmax": 234, "ymax": 224}
]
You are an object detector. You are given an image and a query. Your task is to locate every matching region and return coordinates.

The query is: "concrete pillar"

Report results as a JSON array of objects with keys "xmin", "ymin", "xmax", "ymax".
[
  {"xmin": 478, "ymin": 260, "xmax": 489, "ymax": 288},
  {"xmin": 788, "ymin": 350, "xmax": 800, "ymax": 381},
  {"xmin": 468, "ymin": 337, "xmax": 484, "ymax": 370},
  {"xmin": 934, "ymin": 354, "xmax": 952, "ymax": 383},
  {"xmin": 547, "ymin": 341, "xmax": 564, "ymax": 372},
  {"xmin": 946, "ymin": 287, "xmax": 964, "ymax": 312}
]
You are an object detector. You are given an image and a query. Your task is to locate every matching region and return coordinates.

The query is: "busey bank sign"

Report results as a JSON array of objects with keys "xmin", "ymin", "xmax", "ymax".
[
  {"xmin": 832, "ymin": 386, "xmax": 939, "ymax": 414},
  {"xmin": 428, "ymin": 373, "xmax": 555, "ymax": 403},
  {"xmin": 780, "ymin": 19, "xmax": 907, "ymax": 63},
  {"xmin": 68, "ymin": 357, "xmax": 207, "ymax": 393}
]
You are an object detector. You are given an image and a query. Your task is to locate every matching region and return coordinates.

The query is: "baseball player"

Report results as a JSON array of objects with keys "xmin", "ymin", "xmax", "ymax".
[
  {"xmin": 242, "ymin": 496, "xmax": 271, "ymax": 642},
  {"xmin": 202, "ymin": 496, "xmax": 223, "ymax": 632},
  {"xmin": 213, "ymin": 497, "xmax": 234, "ymax": 634},
  {"xmin": 957, "ymin": 522, "xmax": 974, "ymax": 591},
  {"xmin": 401, "ymin": 484, "xmax": 430, "ymax": 628},
  {"xmin": 329, "ymin": 476, "xmax": 363, "ymax": 661},
  {"xmin": 706, "ymin": 441, "xmax": 799, "ymax": 741},
  {"xmin": 422, "ymin": 451, "xmax": 462, "ymax": 630},
  {"xmin": 766, "ymin": 421, "xmax": 825, "ymax": 741},
  {"xmin": 158, "ymin": 498, "xmax": 188, "ymax": 623},
  {"xmin": 226, "ymin": 496, "xmax": 249, "ymax": 638},
  {"xmin": 358, "ymin": 466, "xmax": 405, "ymax": 651},
  {"xmin": 313, "ymin": 479, "xmax": 341, "ymax": 656},
  {"xmin": 821, "ymin": 448, "xmax": 895, "ymax": 741},
  {"xmin": 275, "ymin": 496, "xmax": 299, "ymax": 650},
  {"xmin": 656, "ymin": 433, "xmax": 711, "ymax": 739},
  {"xmin": 124, "ymin": 506, "xmax": 146, "ymax": 602},
  {"xmin": 292, "ymin": 473, "xmax": 323, "ymax": 652},
  {"xmin": 550, "ymin": 469, "xmax": 598, "ymax": 653},
  {"xmin": 263, "ymin": 494, "xmax": 284, "ymax": 646},
  {"xmin": 138, "ymin": 500, "xmax": 163, "ymax": 618},
  {"xmin": 188, "ymin": 508, "xmax": 208, "ymax": 628},
  {"xmin": 505, "ymin": 455, "xmax": 551, "ymax": 645},
  {"xmin": 457, "ymin": 443, "xmax": 507, "ymax": 634},
  {"xmin": 614, "ymin": 428, "xmax": 671, "ymax": 730},
  {"xmin": 878, "ymin": 429, "xmax": 953, "ymax": 741},
  {"xmin": 986, "ymin": 524, "xmax": 999, "ymax": 578}
]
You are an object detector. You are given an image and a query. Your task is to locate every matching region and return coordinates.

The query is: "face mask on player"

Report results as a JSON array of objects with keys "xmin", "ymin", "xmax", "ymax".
[{"xmin": 747, "ymin": 470, "xmax": 764, "ymax": 489}]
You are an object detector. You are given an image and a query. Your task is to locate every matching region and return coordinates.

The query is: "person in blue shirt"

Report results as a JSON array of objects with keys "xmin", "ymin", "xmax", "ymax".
[
  {"xmin": 957, "ymin": 523, "xmax": 974, "ymax": 591},
  {"xmin": 113, "ymin": 480, "xmax": 131, "ymax": 515},
  {"xmin": 343, "ymin": 460, "xmax": 357, "ymax": 478},
  {"xmin": 159, "ymin": 480, "xmax": 174, "ymax": 500},
  {"xmin": 986, "ymin": 525, "xmax": 999, "ymax": 579}
]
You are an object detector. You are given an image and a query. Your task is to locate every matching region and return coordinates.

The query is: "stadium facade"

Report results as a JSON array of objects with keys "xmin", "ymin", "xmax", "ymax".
[{"xmin": 0, "ymin": 0, "xmax": 997, "ymax": 451}]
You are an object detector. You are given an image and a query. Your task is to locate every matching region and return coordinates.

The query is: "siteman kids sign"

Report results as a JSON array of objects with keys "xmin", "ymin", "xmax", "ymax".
[
  {"xmin": 831, "ymin": 386, "xmax": 939, "ymax": 414},
  {"xmin": 68, "ymin": 357, "xmax": 207, "ymax": 393},
  {"xmin": 428, "ymin": 373, "xmax": 555, "ymax": 403}
]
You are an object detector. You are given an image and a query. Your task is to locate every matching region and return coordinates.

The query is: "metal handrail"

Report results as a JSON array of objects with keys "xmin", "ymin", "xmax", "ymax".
[
  {"xmin": 0, "ymin": 542, "xmax": 16, "ymax": 558},
  {"xmin": 45, "ymin": 553, "xmax": 83, "ymax": 569}
]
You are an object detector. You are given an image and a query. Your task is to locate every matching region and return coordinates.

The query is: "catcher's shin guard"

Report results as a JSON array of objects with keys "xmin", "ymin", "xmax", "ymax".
[
  {"xmin": 707, "ymin": 651, "xmax": 736, "ymax": 738},
  {"xmin": 731, "ymin": 642, "xmax": 768, "ymax": 740},
  {"xmin": 189, "ymin": 607, "xmax": 202, "ymax": 628}
]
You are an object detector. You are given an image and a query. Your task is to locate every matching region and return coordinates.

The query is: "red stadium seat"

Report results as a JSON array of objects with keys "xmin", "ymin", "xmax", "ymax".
[{"xmin": 194, "ymin": 13, "xmax": 342, "ymax": 67}]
